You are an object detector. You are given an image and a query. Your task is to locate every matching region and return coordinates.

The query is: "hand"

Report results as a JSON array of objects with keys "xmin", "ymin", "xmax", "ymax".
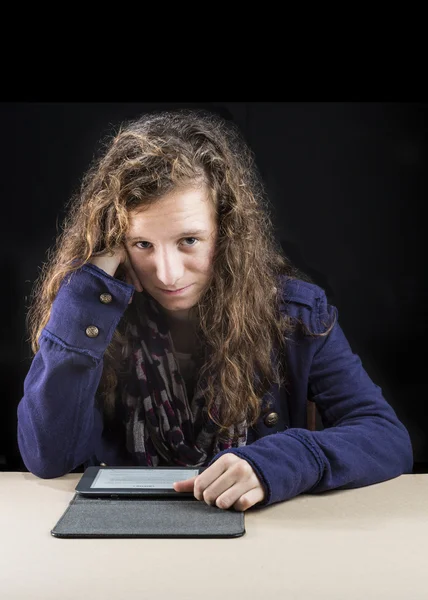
[
  {"xmin": 173, "ymin": 454, "xmax": 266, "ymax": 511},
  {"xmin": 88, "ymin": 246, "xmax": 143, "ymax": 301}
]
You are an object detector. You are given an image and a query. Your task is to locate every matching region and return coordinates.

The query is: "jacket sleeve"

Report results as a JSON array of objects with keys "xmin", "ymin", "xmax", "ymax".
[
  {"xmin": 17, "ymin": 264, "xmax": 133, "ymax": 478},
  {"xmin": 209, "ymin": 290, "xmax": 414, "ymax": 506}
]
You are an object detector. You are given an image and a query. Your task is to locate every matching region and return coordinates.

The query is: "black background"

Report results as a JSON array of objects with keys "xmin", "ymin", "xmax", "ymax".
[{"xmin": 1, "ymin": 102, "xmax": 426, "ymax": 472}]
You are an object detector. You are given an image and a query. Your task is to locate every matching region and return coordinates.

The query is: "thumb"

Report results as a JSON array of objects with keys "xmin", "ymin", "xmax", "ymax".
[{"xmin": 173, "ymin": 476, "xmax": 197, "ymax": 493}]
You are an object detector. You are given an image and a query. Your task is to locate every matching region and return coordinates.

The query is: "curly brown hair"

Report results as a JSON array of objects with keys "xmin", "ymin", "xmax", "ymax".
[{"xmin": 27, "ymin": 109, "xmax": 327, "ymax": 433}]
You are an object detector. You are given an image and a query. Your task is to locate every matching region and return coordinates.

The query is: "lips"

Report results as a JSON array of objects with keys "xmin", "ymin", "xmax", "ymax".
[{"xmin": 157, "ymin": 284, "xmax": 194, "ymax": 295}]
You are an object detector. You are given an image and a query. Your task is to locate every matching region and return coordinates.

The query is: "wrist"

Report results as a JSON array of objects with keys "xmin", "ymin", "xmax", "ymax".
[{"xmin": 88, "ymin": 256, "xmax": 119, "ymax": 278}]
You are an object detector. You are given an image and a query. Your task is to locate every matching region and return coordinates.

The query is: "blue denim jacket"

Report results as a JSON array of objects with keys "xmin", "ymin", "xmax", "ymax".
[{"xmin": 17, "ymin": 264, "xmax": 413, "ymax": 506}]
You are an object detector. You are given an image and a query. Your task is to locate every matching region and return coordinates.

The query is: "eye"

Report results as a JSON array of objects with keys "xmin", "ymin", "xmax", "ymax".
[
  {"xmin": 134, "ymin": 238, "xmax": 199, "ymax": 250},
  {"xmin": 135, "ymin": 241, "xmax": 151, "ymax": 249},
  {"xmin": 182, "ymin": 237, "xmax": 198, "ymax": 246}
]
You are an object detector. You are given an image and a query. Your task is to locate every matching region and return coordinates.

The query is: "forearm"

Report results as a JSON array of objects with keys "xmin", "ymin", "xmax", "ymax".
[
  {"xmin": 18, "ymin": 337, "xmax": 104, "ymax": 478},
  {"xmin": 212, "ymin": 411, "xmax": 413, "ymax": 507},
  {"xmin": 210, "ymin": 309, "xmax": 414, "ymax": 506},
  {"xmin": 17, "ymin": 264, "xmax": 134, "ymax": 478}
]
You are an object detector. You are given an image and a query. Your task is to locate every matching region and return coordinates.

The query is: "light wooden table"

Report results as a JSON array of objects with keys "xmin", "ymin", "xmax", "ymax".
[{"xmin": 0, "ymin": 472, "xmax": 427, "ymax": 600}]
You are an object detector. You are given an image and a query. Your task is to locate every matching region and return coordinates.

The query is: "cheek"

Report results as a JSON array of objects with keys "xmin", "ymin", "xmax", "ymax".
[
  {"xmin": 128, "ymin": 255, "xmax": 150, "ymax": 282},
  {"xmin": 192, "ymin": 250, "xmax": 215, "ymax": 274},
  {"xmin": 128, "ymin": 254, "xmax": 145, "ymax": 272}
]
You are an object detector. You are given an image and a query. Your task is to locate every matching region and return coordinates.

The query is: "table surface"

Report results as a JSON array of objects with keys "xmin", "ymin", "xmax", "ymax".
[{"xmin": 1, "ymin": 472, "xmax": 427, "ymax": 600}]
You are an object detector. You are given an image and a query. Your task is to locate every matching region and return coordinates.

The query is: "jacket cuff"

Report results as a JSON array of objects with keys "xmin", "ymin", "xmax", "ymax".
[{"xmin": 44, "ymin": 263, "xmax": 134, "ymax": 359}]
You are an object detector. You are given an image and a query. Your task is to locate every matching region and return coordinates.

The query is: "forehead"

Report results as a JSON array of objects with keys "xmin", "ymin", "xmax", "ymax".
[{"xmin": 127, "ymin": 187, "xmax": 216, "ymax": 235}]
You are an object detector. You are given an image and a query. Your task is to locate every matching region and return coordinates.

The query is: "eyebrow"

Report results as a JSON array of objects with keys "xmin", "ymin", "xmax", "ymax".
[{"xmin": 126, "ymin": 229, "xmax": 209, "ymax": 242}]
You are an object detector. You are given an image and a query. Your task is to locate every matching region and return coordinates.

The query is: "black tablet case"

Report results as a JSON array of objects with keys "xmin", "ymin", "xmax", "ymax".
[{"xmin": 51, "ymin": 494, "xmax": 245, "ymax": 538}]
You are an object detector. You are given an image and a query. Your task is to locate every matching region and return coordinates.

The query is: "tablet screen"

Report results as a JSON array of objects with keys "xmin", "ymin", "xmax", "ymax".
[{"xmin": 90, "ymin": 468, "xmax": 199, "ymax": 489}]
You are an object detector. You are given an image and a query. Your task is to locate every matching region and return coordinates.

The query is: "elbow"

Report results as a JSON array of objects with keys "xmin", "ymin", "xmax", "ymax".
[
  {"xmin": 17, "ymin": 405, "xmax": 87, "ymax": 479},
  {"xmin": 395, "ymin": 421, "xmax": 414, "ymax": 474},
  {"xmin": 19, "ymin": 446, "xmax": 72, "ymax": 479},
  {"xmin": 378, "ymin": 415, "xmax": 414, "ymax": 476},
  {"xmin": 362, "ymin": 406, "xmax": 414, "ymax": 476},
  {"xmin": 17, "ymin": 430, "xmax": 71, "ymax": 479},
  {"xmin": 23, "ymin": 461, "xmax": 71, "ymax": 480}
]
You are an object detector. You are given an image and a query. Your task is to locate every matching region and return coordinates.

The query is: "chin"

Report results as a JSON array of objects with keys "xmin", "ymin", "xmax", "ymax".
[{"xmin": 164, "ymin": 291, "xmax": 201, "ymax": 308}]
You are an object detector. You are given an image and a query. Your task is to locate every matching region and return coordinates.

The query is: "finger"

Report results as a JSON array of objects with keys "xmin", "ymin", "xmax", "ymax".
[
  {"xmin": 231, "ymin": 487, "xmax": 265, "ymax": 512},
  {"xmin": 125, "ymin": 262, "xmax": 144, "ymax": 293},
  {"xmin": 210, "ymin": 476, "xmax": 260, "ymax": 510},
  {"xmin": 173, "ymin": 476, "xmax": 197, "ymax": 493},
  {"xmin": 198, "ymin": 457, "xmax": 265, "ymax": 509},
  {"xmin": 123, "ymin": 265, "xmax": 142, "ymax": 293},
  {"xmin": 192, "ymin": 457, "xmax": 231, "ymax": 501},
  {"xmin": 123, "ymin": 247, "xmax": 144, "ymax": 293},
  {"xmin": 194, "ymin": 454, "xmax": 253, "ymax": 502}
]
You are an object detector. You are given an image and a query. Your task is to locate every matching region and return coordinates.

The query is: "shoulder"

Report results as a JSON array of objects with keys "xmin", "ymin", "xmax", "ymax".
[{"xmin": 277, "ymin": 275, "xmax": 337, "ymax": 335}]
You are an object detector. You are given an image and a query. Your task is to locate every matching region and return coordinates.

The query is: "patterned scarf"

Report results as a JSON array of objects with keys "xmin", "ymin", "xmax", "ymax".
[{"xmin": 120, "ymin": 292, "xmax": 248, "ymax": 467}]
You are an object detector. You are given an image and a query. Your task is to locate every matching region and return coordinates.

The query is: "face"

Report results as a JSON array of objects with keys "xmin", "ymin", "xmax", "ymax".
[{"xmin": 125, "ymin": 186, "xmax": 217, "ymax": 321}]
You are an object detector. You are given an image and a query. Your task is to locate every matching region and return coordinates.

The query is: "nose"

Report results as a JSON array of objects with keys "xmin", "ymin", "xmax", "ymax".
[{"xmin": 154, "ymin": 247, "xmax": 185, "ymax": 288}]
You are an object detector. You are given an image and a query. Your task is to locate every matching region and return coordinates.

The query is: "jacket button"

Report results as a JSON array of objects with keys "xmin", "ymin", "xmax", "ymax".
[
  {"xmin": 85, "ymin": 325, "xmax": 99, "ymax": 338},
  {"xmin": 100, "ymin": 462, "xmax": 107, "ymax": 467},
  {"xmin": 264, "ymin": 412, "xmax": 279, "ymax": 427},
  {"xmin": 99, "ymin": 293, "xmax": 112, "ymax": 304}
]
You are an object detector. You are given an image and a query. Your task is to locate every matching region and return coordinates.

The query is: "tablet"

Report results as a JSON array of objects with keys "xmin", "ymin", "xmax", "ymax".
[{"xmin": 75, "ymin": 466, "xmax": 205, "ymax": 497}]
